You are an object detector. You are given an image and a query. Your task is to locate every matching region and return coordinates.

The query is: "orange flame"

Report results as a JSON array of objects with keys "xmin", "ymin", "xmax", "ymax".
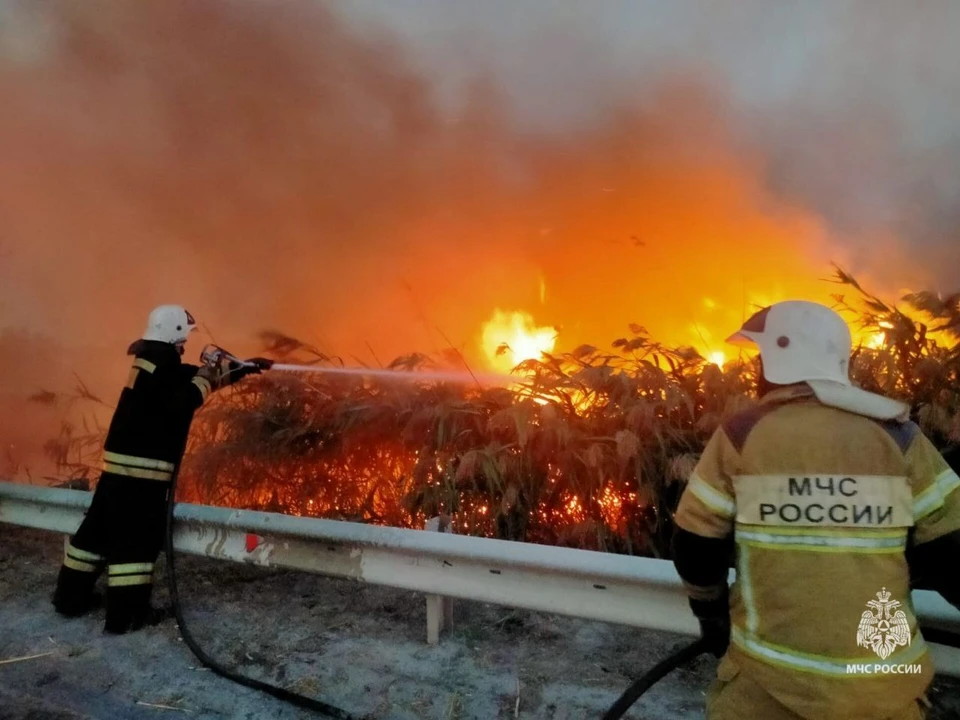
[
  {"xmin": 477, "ymin": 302, "xmax": 902, "ymax": 374},
  {"xmin": 481, "ymin": 309, "xmax": 557, "ymax": 373}
]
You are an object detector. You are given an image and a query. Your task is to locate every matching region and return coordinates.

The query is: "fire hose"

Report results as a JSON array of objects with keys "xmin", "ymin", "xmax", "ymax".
[
  {"xmin": 163, "ymin": 346, "xmax": 361, "ymax": 718},
  {"xmin": 602, "ymin": 626, "xmax": 960, "ymax": 719},
  {"xmin": 602, "ymin": 637, "xmax": 710, "ymax": 720},
  {"xmin": 159, "ymin": 344, "xmax": 518, "ymax": 719},
  {"xmin": 180, "ymin": 346, "xmax": 960, "ymax": 719},
  {"xmin": 164, "ymin": 466, "xmax": 362, "ymax": 719},
  {"xmin": 165, "ymin": 475, "xmax": 960, "ymax": 720}
]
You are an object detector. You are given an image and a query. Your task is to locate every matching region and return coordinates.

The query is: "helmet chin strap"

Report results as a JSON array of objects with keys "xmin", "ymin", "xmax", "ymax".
[
  {"xmin": 757, "ymin": 376, "xmax": 779, "ymax": 397},
  {"xmin": 754, "ymin": 357, "xmax": 783, "ymax": 398}
]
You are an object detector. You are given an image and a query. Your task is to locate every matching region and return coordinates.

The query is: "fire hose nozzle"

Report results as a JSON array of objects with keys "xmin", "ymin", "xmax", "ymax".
[{"xmin": 199, "ymin": 343, "xmax": 256, "ymax": 369}]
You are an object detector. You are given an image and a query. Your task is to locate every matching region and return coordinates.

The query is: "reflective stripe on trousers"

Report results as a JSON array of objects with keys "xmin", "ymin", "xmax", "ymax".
[
  {"xmin": 706, "ymin": 654, "xmax": 929, "ymax": 720},
  {"xmin": 108, "ymin": 562, "xmax": 155, "ymax": 587}
]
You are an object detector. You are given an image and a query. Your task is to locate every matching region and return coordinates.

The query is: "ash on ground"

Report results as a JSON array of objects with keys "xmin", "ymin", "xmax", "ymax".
[{"xmin": 1, "ymin": 527, "xmax": 959, "ymax": 719}]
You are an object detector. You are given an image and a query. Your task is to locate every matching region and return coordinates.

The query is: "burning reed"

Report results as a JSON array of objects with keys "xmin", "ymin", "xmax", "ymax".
[{"xmin": 32, "ymin": 271, "xmax": 960, "ymax": 558}]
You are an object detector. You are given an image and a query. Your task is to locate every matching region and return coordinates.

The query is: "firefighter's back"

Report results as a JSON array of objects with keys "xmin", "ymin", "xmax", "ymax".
[{"xmin": 723, "ymin": 394, "xmax": 942, "ymax": 719}]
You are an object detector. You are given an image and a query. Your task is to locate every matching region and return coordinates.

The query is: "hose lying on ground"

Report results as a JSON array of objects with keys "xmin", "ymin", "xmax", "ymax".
[
  {"xmin": 163, "ymin": 469, "xmax": 960, "ymax": 720},
  {"xmin": 164, "ymin": 470, "xmax": 361, "ymax": 719},
  {"xmin": 603, "ymin": 626, "xmax": 960, "ymax": 720},
  {"xmin": 601, "ymin": 637, "xmax": 710, "ymax": 720}
]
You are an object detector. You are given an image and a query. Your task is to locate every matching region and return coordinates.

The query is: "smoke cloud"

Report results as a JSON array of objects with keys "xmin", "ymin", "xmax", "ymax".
[{"xmin": 1, "ymin": 0, "xmax": 957, "ymax": 476}]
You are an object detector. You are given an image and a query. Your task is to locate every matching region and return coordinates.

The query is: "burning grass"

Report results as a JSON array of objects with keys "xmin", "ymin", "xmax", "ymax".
[{"xmin": 34, "ymin": 270, "xmax": 960, "ymax": 557}]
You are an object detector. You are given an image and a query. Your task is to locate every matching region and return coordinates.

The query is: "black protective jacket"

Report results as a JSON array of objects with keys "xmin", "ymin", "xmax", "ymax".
[{"xmin": 100, "ymin": 340, "xmax": 210, "ymax": 479}]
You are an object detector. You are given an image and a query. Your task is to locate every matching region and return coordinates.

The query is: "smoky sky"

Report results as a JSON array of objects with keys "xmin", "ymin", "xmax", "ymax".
[
  {"xmin": 344, "ymin": 0, "xmax": 960, "ymax": 279},
  {"xmin": 2, "ymin": 0, "xmax": 959, "ymax": 476},
  {"xmin": 0, "ymin": 0, "xmax": 958, "ymax": 387}
]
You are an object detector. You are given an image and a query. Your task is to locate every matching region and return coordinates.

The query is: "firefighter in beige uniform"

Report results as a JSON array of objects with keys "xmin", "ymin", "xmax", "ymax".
[{"xmin": 673, "ymin": 300, "xmax": 960, "ymax": 720}]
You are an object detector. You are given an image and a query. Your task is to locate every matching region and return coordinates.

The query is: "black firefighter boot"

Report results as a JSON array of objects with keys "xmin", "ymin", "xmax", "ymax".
[
  {"xmin": 104, "ymin": 585, "xmax": 168, "ymax": 634},
  {"xmin": 52, "ymin": 565, "xmax": 103, "ymax": 618}
]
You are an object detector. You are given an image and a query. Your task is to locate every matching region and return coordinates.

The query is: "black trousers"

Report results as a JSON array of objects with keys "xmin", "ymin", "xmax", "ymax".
[{"xmin": 53, "ymin": 473, "xmax": 170, "ymax": 633}]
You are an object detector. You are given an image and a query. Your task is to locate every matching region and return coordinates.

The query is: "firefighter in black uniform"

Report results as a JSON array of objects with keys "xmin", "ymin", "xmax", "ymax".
[{"xmin": 52, "ymin": 305, "xmax": 272, "ymax": 634}]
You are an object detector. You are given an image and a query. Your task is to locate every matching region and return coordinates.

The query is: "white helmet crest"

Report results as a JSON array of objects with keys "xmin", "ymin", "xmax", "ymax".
[{"xmin": 142, "ymin": 305, "xmax": 197, "ymax": 345}]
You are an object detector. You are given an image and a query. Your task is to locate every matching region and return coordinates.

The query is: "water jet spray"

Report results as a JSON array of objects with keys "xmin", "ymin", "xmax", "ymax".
[{"xmin": 200, "ymin": 344, "xmax": 523, "ymax": 386}]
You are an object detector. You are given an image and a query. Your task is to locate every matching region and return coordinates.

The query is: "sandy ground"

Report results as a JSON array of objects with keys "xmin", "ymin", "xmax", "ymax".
[{"xmin": 1, "ymin": 526, "xmax": 959, "ymax": 720}]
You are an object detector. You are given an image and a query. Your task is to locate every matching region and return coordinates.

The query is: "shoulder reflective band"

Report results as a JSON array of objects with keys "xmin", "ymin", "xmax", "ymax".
[
  {"xmin": 133, "ymin": 358, "xmax": 157, "ymax": 373},
  {"xmin": 126, "ymin": 359, "xmax": 156, "ymax": 389},
  {"xmin": 734, "ymin": 475, "xmax": 913, "ymax": 528}
]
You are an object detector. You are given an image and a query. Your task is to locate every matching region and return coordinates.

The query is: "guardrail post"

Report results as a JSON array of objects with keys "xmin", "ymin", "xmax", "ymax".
[{"xmin": 424, "ymin": 514, "xmax": 454, "ymax": 645}]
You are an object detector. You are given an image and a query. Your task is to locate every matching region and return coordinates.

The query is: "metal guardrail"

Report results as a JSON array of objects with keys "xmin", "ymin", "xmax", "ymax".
[{"xmin": 2, "ymin": 480, "xmax": 960, "ymax": 676}]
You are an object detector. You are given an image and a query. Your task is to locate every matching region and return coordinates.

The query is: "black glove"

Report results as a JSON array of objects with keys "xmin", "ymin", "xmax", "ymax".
[
  {"xmin": 690, "ymin": 595, "xmax": 730, "ymax": 658},
  {"xmin": 698, "ymin": 615, "xmax": 731, "ymax": 658},
  {"xmin": 246, "ymin": 357, "xmax": 274, "ymax": 372},
  {"xmin": 221, "ymin": 357, "xmax": 274, "ymax": 385},
  {"xmin": 197, "ymin": 357, "xmax": 273, "ymax": 391}
]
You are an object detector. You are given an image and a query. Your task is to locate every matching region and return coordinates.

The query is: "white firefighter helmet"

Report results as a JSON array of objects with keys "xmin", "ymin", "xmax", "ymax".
[
  {"xmin": 141, "ymin": 305, "xmax": 198, "ymax": 345},
  {"xmin": 726, "ymin": 300, "xmax": 852, "ymax": 386},
  {"xmin": 727, "ymin": 300, "xmax": 908, "ymax": 421}
]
